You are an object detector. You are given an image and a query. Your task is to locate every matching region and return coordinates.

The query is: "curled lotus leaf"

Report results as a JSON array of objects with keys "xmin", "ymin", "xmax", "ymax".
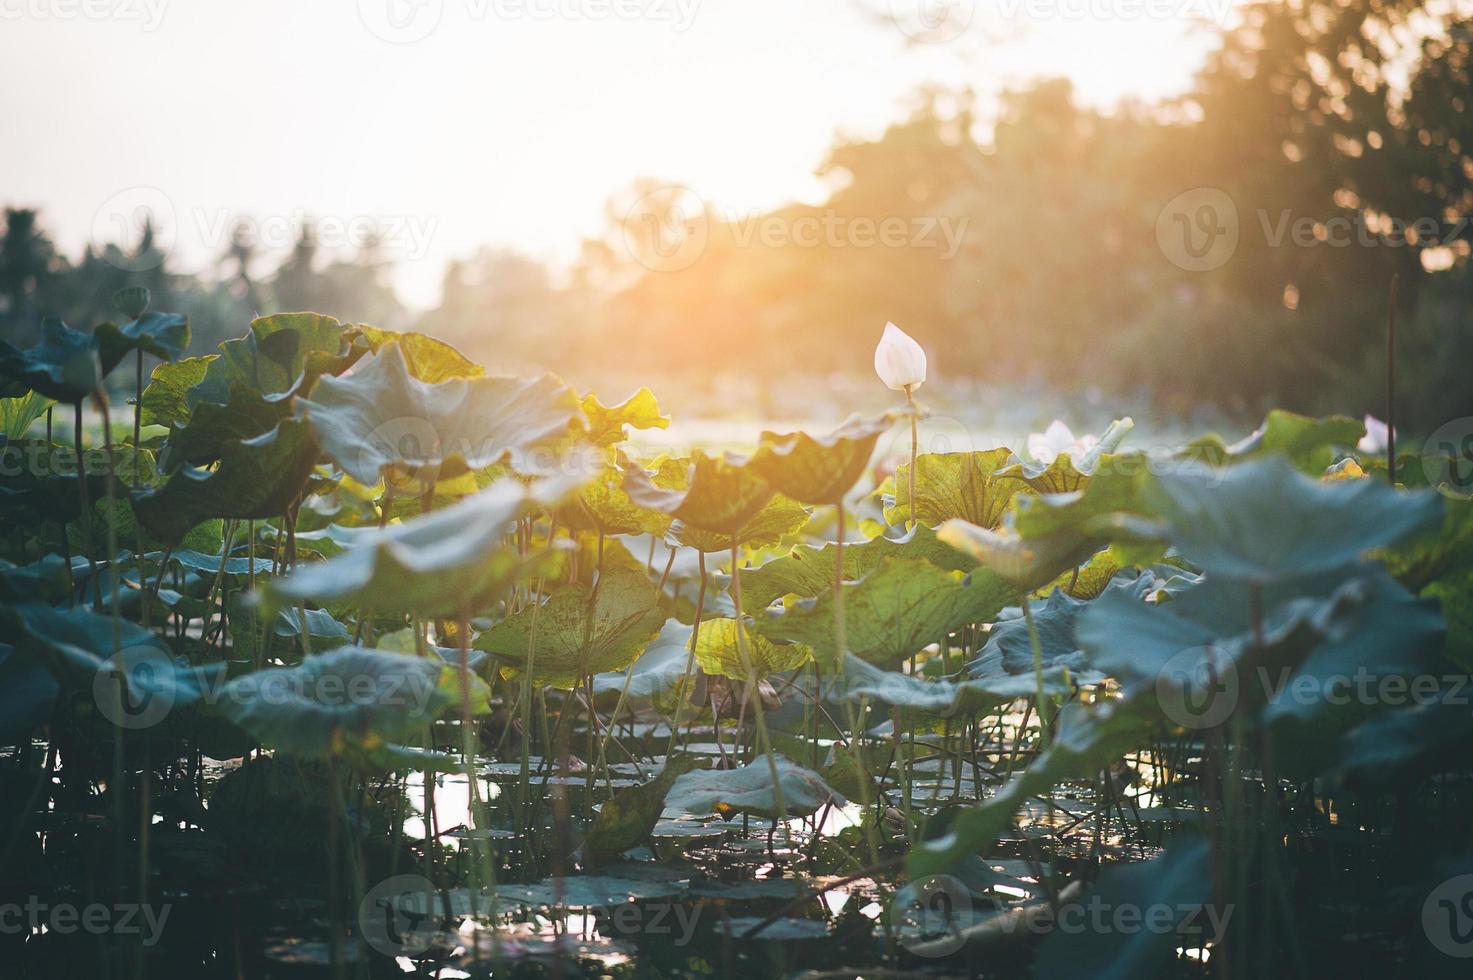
[
  {"xmin": 298, "ymin": 342, "xmax": 584, "ymax": 486},
  {"xmin": 1001, "ymin": 418, "xmax": 1134, "ymax": 494},
  {"xmin": 556, "ymin": 451, "xmax": 673, "ymax": 537},
  {"xmin": 1177, "ymin": 409, "xmax": 1365, "ymax": 476},
  {"xmin": 671, "ymin": 492, "xmax": 811, "ymax": 554},
  {"xmin": 344, "ymin": 324, "xmax": 482, "ymax": 382},
  {"xmin": 95, "ymin": 311, "xmax": 190, "ymax": 365},
  {"xmin": 887, "ymin": 448, "xmax": 1033, "ymax": 528},
  {"xmin": 132, "ymin": 418, "xmax": 321, "ymax": 545},
  {"xmin": 264, "ymin": 475, "xmax": 582, "ymax": 618},
  {"xmin": 622, "ymin": 450, "xmax": 775, "ymax": 536},
  {"xmin": 748, "ymin": 413, "xmax": 893, "ymax": 505},
  {"xmin": 0, "ymin": 319, "xmax": 110, "ymax": 402},
  {"xmin": 190, "ymin": 312, "xmax": 354, "ymax": 410},
  {"xmin": 581, "ymin": 387, "xmax": 670, "ymax": 446},
  {"xmin": 139, "ymin": 356, "xmax": 213, "ymax": 428}
]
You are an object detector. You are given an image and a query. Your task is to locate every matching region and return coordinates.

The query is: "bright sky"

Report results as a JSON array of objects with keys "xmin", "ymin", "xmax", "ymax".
[{"xmin": 1, "ymin": 0, "xmax": 1225, "ymax": 306}]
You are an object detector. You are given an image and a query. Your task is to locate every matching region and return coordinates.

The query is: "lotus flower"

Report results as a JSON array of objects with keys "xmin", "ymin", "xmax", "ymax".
[
  {"xmin": 873, "ymin": 322, "xmax": 926, "ymax": 392},
  {"xmin": 1026, "ymin": 420, "xmax": 1098, "ymax": 466},
  {"xmin": 1358, "ymin": 414, "xmax": 1391, "ymax": 455}
]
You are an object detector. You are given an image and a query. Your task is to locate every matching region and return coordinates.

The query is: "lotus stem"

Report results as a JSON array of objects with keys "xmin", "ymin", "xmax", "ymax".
[
  {"xmin": 905, "ymin": 385, "xmax": 917, "ymax": 531},
  {"xmin": 1386, "ymin": 274, "xmax": 1398, "ymax": 486},
  {"xmin": 665, "ymin": 550, "xmax": 706, "ymax": 762},
  {"xmin": 1022, "ymin": 596, "xmax": 1050, "ymax": 749},
  {"xmin": 729, "ymin": 536, "xmax": 788, "ymax": 826}
]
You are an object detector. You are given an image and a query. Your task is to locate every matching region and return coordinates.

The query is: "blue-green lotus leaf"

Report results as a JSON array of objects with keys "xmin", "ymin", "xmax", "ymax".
[{"xmin": 95, "ymin": 311, "xmax": 189, "ymax": 364}]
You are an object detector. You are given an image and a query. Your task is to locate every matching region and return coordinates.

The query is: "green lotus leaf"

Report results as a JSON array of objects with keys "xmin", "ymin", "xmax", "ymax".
[
  {"xmin": 0, "ymin": 391, "xmax": 53, "ymax": 442},
  {"xmin": 1002, "ymin": 418, "xmax": 1134, "ymax": 493},
  {"xmin": 1178, "ymin": 409, "xmax": 1364, "ymax": 475},
  {"xmin": 671, "ymin": 493, "xmax": 810, "ymax": 553},
  {"xmin": 298, "ymin": 341, "xmax": 583, "ymax": 485},
  {"xmin": 937, "ymin": 520, "xmax": 1103, "ymax": 594},
  {"xmin": 969, "ymin": 572, "xmax": 1160, "ymax": 683},
  {"xmin": 664, "ymin": 756, "xmax": 843, "ymax": 818},
  {"xmin": 622, "ymin": 450, "xmax": 774, "ymax": 536},
  {"xmin": 580, "ymin": 755, "xmax": 701, "ymax": 864},
  {"xmin": 581, "ymin": 387, "xmax": 669, "ymax": 446},
  {"xmin": 265, "ymin": 476, "xmax": 580, "ymax": 618},
  {"xmin": 907, "ymin": 700, "xmax": 1155, "ymax": 878},
  {"xmin": 1144, "ymin": 456, "xmax": 1443, "ymax": 582},
  {"xmin": 139, "ymin": 356, "xmax": 213, "ymax": 427},
  {"xmin": 190, "ymin": 312, "xmax": 352, "ymax": 409},
  {"xmin": 0, "ymin": 318, "xmax": 112, "ymax": 402},
  {"xmin": 345, "ymin": 324, "xmax": 482, "ymax": 382},
  {"xmin": 748, "ymin": 413, "xmax": 892, "ymax": 505},
  {"xmin": 886, "ymin": 448, "xmax": 1033, "ymax": 528},
  {"xmin": 1031, "ymin": 838, "xmax": 1211, "ymax": 979},
  {"xmin": 556, "ymin": 451, "xmax": 673, "ymax": 537},
  {"xmin": 2, "ymin": 602, "xmax": 223, "ymax": 707},
  {"xmin": 1381, "ymin": 496, "xmax": 1473, "ymax": 593},
  {"xmin": 95, "ymin": 311, "xmax": 190, "ymax": 364},
  {"xmin": 692, "ymin": 617, "xmax": 811, "ymax": 680},
  {"xmin": 474, "ymin": 566, "xmax": 665, "ymax": 688},
  {"xmin": 754, "ymin": 557, "xmax": 1017, "ymax": 667},
  {"xmin": 216, "ymin": 646, "xmax": 483, "ymax": 758},
  {"xmin": 132, "ymin": 418, "xmax": 320, "ymax": 544},
  {"xmin": 158, "ymin": 383, "xmax": 289, "ymax": 472},
  {"xmin": 829, "ymin": 653, "xmax": 1069, "ymax": 717},
  {"xmin": 591, "ymin": 618, "xmax": 694, "ymax": 700},
  {"xmin": 737, "ymin": 523, "xmax": 975, "ymax": 610}
]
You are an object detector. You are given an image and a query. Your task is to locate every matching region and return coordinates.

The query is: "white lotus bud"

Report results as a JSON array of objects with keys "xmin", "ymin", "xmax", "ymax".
[{"xmin": 874, "ymin": 322, "xmax": 926, "ymax": 391}]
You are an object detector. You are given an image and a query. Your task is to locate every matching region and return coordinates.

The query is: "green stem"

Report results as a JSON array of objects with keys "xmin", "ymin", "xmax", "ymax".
[
  {"xmin": 729, "ymin": 536, "xmax": 787, "ymax": 827},
  {"xmin": 904, "ymin": 385, "xmax": 917, "ymax": 532}
]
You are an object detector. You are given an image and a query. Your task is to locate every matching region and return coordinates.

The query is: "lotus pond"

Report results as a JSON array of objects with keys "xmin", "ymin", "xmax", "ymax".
[{"xmin": 2, "ymin": 298, "xmax": 1472, "ymax": 979}]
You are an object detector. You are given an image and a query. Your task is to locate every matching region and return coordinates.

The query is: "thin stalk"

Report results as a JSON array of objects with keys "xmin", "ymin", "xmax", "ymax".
[
  {"xmin": 904, "ymin": 385, "xmax": 918, "ymax": 531},
  {"xmin": 665, "ymin": 551, "xmax": 707, "ymax": 761},
  {"xmin": 1022, "ymin": 597, "xmax": 1051, "ymax": 749},
  {"xmin": 1386, "ymin": 274, "xmax": 1399, "ymax": 485},
  {"xmin": 729, "ymin": 536, "xmax": 787, "ymax": 826},
  {"xmin": 73, "ymin": 402, "xmax": 102, "ymax": 609}
]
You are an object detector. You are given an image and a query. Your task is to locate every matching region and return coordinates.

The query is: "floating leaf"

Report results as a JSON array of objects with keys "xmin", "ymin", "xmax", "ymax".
[
  {"xmin": 829, "ymin": 653, "xmax": 1068, "ymax": 717},
  {"xmin": 756, "ymin": 557, "xmax": 1016, "ymax": 667},
  {"xmin": 131, "ymin": 419, "xmax": 320, "ymax": 544},
  {"xmin": 748, "ymin": 413, "xmax": 892, "ymax": 504},
  {"xmin": 475, "ymin": 566, "xmax": 664, "ymax": 688},
  {"xmin": 665, "ymin": 756, "xmax": 843, "ymax": 818},
  {"xmin": 299, "ymin": 342, "xmax": 582, "ymax": 485}
]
